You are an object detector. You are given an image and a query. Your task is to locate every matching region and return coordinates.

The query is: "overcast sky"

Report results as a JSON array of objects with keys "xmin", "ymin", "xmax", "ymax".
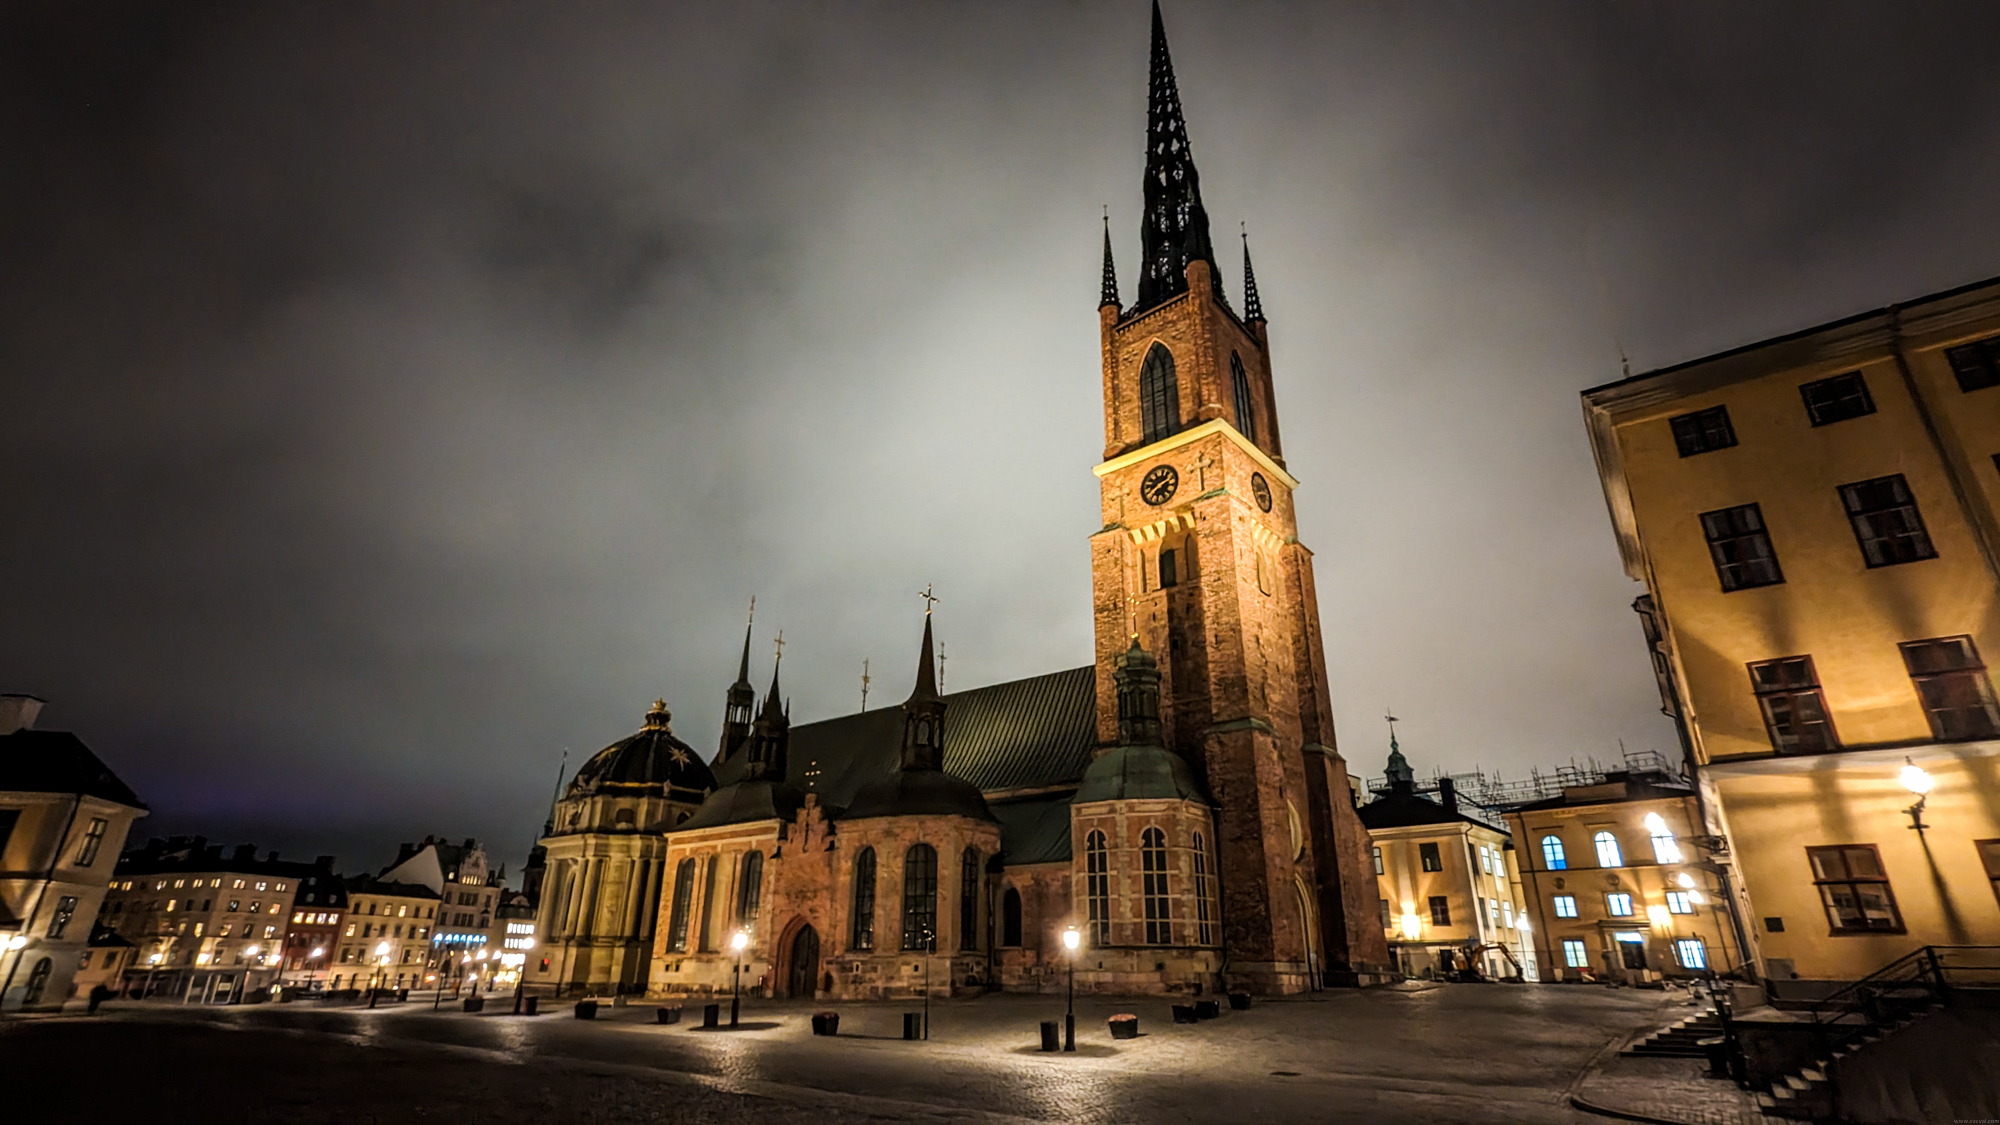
[{"xmin": 8, "ymin": 1, "xmax": 2000, "ymax": 876}]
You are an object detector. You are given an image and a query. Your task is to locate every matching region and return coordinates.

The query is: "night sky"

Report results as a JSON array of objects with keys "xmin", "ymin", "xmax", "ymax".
[{"xmin": 8, "ymin": 2, "xmax": 2000, "ymax": 877}]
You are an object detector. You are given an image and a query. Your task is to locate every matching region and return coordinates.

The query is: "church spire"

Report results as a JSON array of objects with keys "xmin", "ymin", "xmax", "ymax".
[
  {"xmin": 716, "ymin": 597, "xmax": 758, "ymax": 765},
  {"xmin": 744, "ymin": 647, "xmax": 790, "ymax": 782},
  {"xmin": 900, "ymin": 599, "xmax": 946, "ymax": 771},
  {"xmin": 1100, "ymin": 211, "xmax": 1120, "ymax": 309},
  {"xmin": 1241, "ymin": 228, "xmax": 1264, "ymax": 322},
  {"xmin": 1136, "ymin": 1, "xmax": 1221, "ymax": 314}
]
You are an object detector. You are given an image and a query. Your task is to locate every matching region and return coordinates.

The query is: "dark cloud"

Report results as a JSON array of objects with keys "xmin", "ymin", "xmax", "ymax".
[{"xmin": 6, "ymin": 1, "xmax": 2000, "ymax": 872}]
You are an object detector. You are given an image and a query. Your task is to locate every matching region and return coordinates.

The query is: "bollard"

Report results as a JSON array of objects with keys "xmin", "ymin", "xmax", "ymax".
[
  {"xmin": 1039, "ymin": 1020, "xmax": 1061, "ymax": 1052},
  {"xmin": 463, "ymin": 996, "xmax": 484, "ymax": 1013},
  {"xmin": 524, "ymin": 995, "xmax": 539, "ymax": 1015},
  {"xmin": 702, "ymin": 1002, "xmax": 720, "ymax": 1028},
  {"xmin": 657, "ymin": 1006, "xmax": 682, "ymax": 1025},
  {"xmin": 811, "ymin": 1011, "xmax": 840, "ymax": 1036},
  {"xmin": 1171, "ymin": 1003, "xmax": 1198, "ymax": 1024},
  {"xmin": 1227, "ymin": 992, "xmax": 1251, "ymax": 1011},
  {"xmin": 1194, "ymin": 999, "xmax": 1220, "ymax": 1020},
  {"xmin": 574, "ymin": 1000, "xmax": 598, "ymax": 1020},
  {"xmin": 902, "ymin": 1012, "xmax": 923, "ymax": 1041}
]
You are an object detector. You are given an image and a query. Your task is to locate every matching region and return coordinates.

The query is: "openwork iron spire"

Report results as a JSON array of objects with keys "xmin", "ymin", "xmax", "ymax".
[
  {"xmin": 1241, "ymin": 228, "xmax": 1265, "ymax": 322},
  {"xmin": 1137, "ymin": 1, "xmax": 1221, "ymax": 313},
  {"xmin": 901, "ymin": 612, "xmax": 946, "ymax": 771},
  {"xmin": 1100, "ymin": 211, "xmax": 1120, "ymax": 309}
]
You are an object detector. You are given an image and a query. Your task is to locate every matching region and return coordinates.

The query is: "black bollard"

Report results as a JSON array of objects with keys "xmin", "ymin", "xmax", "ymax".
[
  {"xmin": 1039, "ymin": 1020, "xmax": 1061, "ymax": 1052},
  {"xmin": 902, "ymin": 1012, "xmax": 923, "ymax": 1040},
  {"xmin": 702, "ymin": 1002, "xmax": 720, "ymax": 1028}
]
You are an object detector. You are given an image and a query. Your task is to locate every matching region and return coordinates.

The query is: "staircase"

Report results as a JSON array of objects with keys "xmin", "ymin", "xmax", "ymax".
[
  {"xmin": 1754, "ymin": 1004, "xmax": 1939, "ymax": 1119},
  {"xmin": 1623, "ymin": 1005, "xmax": 1724, "ymax": 1058}
]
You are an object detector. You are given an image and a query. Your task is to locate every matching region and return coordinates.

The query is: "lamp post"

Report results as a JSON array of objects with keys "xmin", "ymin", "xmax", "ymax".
[
  {"xmin": 729, "ymin": 929, "xmax": 749, "ymax": 1027},
  {"xmin": 1061, "ymin": 926, "xmax": 1079, "ymax": 1052},
  {"xmin": 513, "ymin": 941, "xmax": 534, "ymax": 1014},
  {"xmin": 1900, "ymin": 758, "xmax": 1934, "ymax": 833}
]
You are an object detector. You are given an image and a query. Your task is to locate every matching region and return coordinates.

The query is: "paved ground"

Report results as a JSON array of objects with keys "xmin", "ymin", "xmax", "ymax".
[{"xmin": 0, "ymin": 983, "xmax": 1694, "ymax": 1124}]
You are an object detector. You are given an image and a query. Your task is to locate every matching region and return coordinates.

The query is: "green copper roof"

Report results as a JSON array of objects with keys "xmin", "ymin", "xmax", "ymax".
[{"xmin": 1073, "ymin": 743, "xmax": 1208, "ymax": 805}]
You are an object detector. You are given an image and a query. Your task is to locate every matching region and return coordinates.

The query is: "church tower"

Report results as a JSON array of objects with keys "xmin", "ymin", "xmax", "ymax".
[{"xmin": 1088, "ymin": 3, "xmax": 1388, "ymax": 992}]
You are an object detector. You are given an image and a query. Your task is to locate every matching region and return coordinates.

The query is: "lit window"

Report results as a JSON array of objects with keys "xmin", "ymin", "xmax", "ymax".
[
  {"xmin": 900, "ymin": 843, "xmax": 938, "ymax": 952},
  {"xmin": 1645, "ymin": 813, "xmax": 1682, "ymax": 864},
  {"xmin": 1666, "ymin": 892, "xmax": 1694, "ymax": 915},
  {"xmin": 1673, "ymin": 939, "xmax": 1707, "ymax": 969},
  {"xmin": 256, "ymin": 882, "xmax": 268, "ymax": 892},
  {"xmin": 1593, "ymin": 832, "xmax": 1623, "ymax": 868},
  {"xmin": 1085, "ymin": 831, "xmax": 1110, "ymax": 945},
  {"xmin": 1562, "ymin": 939, "xmax": 1589, "ymax": 968},
  {"xmin": 46, "ymin": 896, "xmax": 78, "ymax": 939},
  {"xmin": 74, "ymin": 817, "xmax": 109, "ymax": 867},
  {"xmin": 1553, "ymin": 895, "xmax": 1578, "ymax": 918},
  {"xmin": 1140, "ymin": 828, "xmax": 1171, "ymax": 945},
  {"xmin": 1429, "ymin": 896, "xmax": 1450, "ymax": 926},
  {"xmin": 1371, "ymin": 846, "xmax": 1383, "ymax": 875},
  {"xmin": 174, "ymin": 879, "xmax": 185, "ymax": 889},
  {"xmin": 1541, "ymin": 836, "xmax": 1567, "ymax": 871},
  {"xmin": 233, "ymin": 880, "xmax": 244, "ymax": 889},
  {"xmin": 1502, "ymin": 902, "xmax": 1513, "ymax": 928},
  {"xmin": 1839, "ymin": 475, "xmax": 1936, "ymax": 568},
  {"xmin": 1606, "ymin": 894, "xmax": 1634, "ymax": 917}
]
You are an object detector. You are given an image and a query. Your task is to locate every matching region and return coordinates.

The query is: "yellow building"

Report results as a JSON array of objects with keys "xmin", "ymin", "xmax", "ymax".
[
  {"xmin": 1502, "ymin": 754, "xmax": 1745, "ymax": 984},
  {"xmin": 1359, "ymin": 743, "xmax": 1535, "ymax": 980},
  {"xmin": 1582, "ymin": 276, "xmax": 2000, "ymax": 993},
  {"xmin": 331, "ymin": 877, "xmax": 437, "ymax": 992}
]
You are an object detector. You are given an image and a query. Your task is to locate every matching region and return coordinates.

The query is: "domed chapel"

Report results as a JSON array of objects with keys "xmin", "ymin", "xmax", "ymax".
[{"xmin": 528, "ymin": 3, "xmax": 1390, "ymax": 1000}]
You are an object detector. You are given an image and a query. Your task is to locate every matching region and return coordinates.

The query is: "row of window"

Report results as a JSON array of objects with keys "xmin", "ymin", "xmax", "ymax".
[
  {"xmin": 1671, "ymin": 341, "xmax": 1998, "ymax": 460},
  {"xmin": 1560, "ymin": 935, "xmax": 1709, "ymax": 972},
  {"xmin": 1750, "ymin": 637, "xmax": 2000, "ymax": 752},
  {"xmin": 1535, "ymin": 819, "xmax": 1681, "ymax": 872},
  {"xmin": 1549, "ymin": 891, "xmax": 1696, "ymax": 919},
  {"xmin": 1083, "ymin": 828, "xmax": 1216, "ymax": 947},
  {"xmin": 1380, "ymin": 894, "xmax": 1520, "ymax": 930},
  {"xmin": 0, "ymin": 815, "xmax": 115, "ymax": 870},
  {"xmin": 1701, "ymin": 474, "xmax": 1939, "ymax": 596},
  {"xmin": 114, "ymin": 876, "xmax": 287, "ymax": 893},
  {"xmin": 347, "ymin": 921, "xmax": 429, "ymax": 941}
]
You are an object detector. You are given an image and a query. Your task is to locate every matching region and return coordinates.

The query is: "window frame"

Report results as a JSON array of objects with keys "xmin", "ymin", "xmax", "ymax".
[
  {"xmin": 1541, "ymin": 835, "xmax": 1567, "ymax": 871},
  {"xmin": 1140, "ymin": 827, "xmax": 1171, "ymax": 945},
  {"xmin": 1419, "ymin": 842, "xmax": 1442, "ymax": 873},
  {"xmin": 1230, "ymin": 352, "xmax": 1256, "ymax": 442},
  {"xmin": 1799, "ymin": 371, "xmax": 1877, "ymax": 426},
  {"xmin": 75, "ymin": 817, "xmax": 109, "ymax": 867},
  {"xmin": 1748, "ymin": 655, "xmax": 1839, "ymax": 754},
  {"xmin": 958, "ymin": 847, "xmax": 981, "ymax": 952},
  {"xmin": 850, "ymin": 847, "xmax": 877, "ymax": 952},
  {"xmin": 1593, "ymin": 831, "xmax": 1624, "ymax": 869},
  {"xmin": 1673, "ymin": 938, "xmax": 1707, "ymax": 970},
  {"xmin": 1838, "ymin": 474, "xmax": 1937, "ymax": 568},
  {"xmin": 666, "ymin": 859, "xmax": 697, "ymax": 952},
  {"xmin": 1944, "ymin": 335, "xmax": 2000, "ymax": 393},
  {"xmin": 900, "ymin": 844, "xmax": 938, "ymax": 953},
  {"xmin": 1562, "ymin": 938, "xmax": 1589, "ymax": 969},
  {"xmin": 1808, "ymin": 844, "xmax": 1904, "ymax": 935},
  {"xmin": 1665, "ymin": 891, "xmax": 1694, "ymax": 915},
  {"xmin": 1699, "ymin": 503, "xmax": 1785, "ymax": 592},
  {"xmin": 1900, "ymin": 636, "xmax": 2000, "ymax": 741},
  {"xmin": 736, "ymin": 851, "xmax": 764, "ymax": 926},
  {"xmin": 1084, "ymin": 830, "xmax": 1111, "ymax": 946},
  {"xmin": 1669, "ymin": 405, "xmax": 1737, "ymax": 457},
  {"xmin": 1192, "ymin": 832, "xmax": 1214, "ymax": 946},
  {"xmin": 1605, "ymin": 893, "xmax": 1634, "ymax": 918},
  {"xmin": 1138, "ymin": 344, "xmax": 1180, "ymax": 444},
  {"xmin": 1428, "ymin": 896, "xmax": 1450, "ymax": 926},
  {"xmin": 1552, "ymin": 895, "xmax": 1578, "ymax": 919}
]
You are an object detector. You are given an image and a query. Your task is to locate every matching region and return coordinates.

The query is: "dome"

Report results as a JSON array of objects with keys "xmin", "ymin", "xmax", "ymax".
[
  {"xmin": 1073, "ymin": 743, "xmax": 1207, "ymax": 805},
  {"xmin": 566, "ymin": 700, "xmax": 716, "ymax": 801},
  {"xmin": 676, "ymin": 778, "xmax": 808, "ymax": 831},
  {"xmin": 841, "ymin": 768, "xmax": 996, "ymax": 823}
]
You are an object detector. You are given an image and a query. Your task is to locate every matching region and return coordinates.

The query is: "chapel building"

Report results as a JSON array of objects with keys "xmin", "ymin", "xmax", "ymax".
[{"xmin": 532, "ymin": 3, "xmax": 1389, "ymax": 1000}]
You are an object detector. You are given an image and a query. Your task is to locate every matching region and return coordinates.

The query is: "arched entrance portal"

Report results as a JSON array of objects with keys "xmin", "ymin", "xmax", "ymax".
[{"xmin": 787, "ymin": 924, "xmax": 820, "ymax": 1000}]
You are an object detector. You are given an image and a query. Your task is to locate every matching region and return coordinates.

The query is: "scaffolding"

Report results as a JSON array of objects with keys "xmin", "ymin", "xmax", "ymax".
[{"xmin": 1362, "ymin": 747, "xmax": 1685, "ymax": 827}]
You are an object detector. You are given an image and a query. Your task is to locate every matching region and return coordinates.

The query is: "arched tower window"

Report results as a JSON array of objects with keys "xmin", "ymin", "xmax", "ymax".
[
  {"xmin": 1141, "ymin": 827, "xmax": 1171, "ymax": 945},
  {"xmin": 1139, "ymin": 344, "xmax": 1180, "ymax": 444},
  {"xmin": 1001, "ymin": 887, "xmax": 1023, "ymax": 947},
  {"xmin": 1084, "ymin": 830, "xmax": 1110, "ymax": 945},
  {"xmin": 1231, "ymin": 352, "xmax": 1256, "ymax": 442},
  {"xmin": 1594, "ymin": 831, "xmax": 1624, "ymax": 869},
  {"xmin": 737, "ymin": 851, "xmax": 764, "ymax": 925},
  {"xmin": 959, "ymin": 847, "xmax": 981, "ymax": 951},
  {"xmin": 1541, "ymin": 835, "xmax": 1568, "ymax": 871},
  {"xmin": 1192, "ymin": 832, "xmax": 1214, "ymax": 945},
  {"xmin": 901, "ymin": 843, "xmax": 938, "ymax": 952},
  {"xmin": 850, "ymin": 848, "xmax": 877, "ymax": 951},
  {"xmin": 666, "ymin": 859, "xmax": 697, "ymax": 952}
]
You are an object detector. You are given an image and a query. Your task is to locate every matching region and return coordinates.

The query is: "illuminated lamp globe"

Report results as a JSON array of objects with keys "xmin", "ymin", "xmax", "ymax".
[
  {"xmin": 730, "ymin": 930, "xmax": 750, "ymax": 953},
  {"xmin": 1900, "ymin": 761, "xmax": 1934, "ymax": 796}
]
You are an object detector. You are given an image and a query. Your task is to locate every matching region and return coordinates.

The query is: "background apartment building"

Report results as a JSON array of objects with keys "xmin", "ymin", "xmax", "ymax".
[
  {"xmin": 1583, "ymin": 275, "xmax": 2000, "ymax": 994},
  {"xmin": 333, "ymin": 876, "xmax": 438, "ymax": 992},
  {"xmin": 0, "ymin": 695, "xmax": 147, "ymax": 1011},
  {"xmin": 1359, "ymin": 741, "xmax": 1535, "ymax": 981},
  {"xmin": 103, "ymin": 837, "xmax": 318, "ymax": 1002}
]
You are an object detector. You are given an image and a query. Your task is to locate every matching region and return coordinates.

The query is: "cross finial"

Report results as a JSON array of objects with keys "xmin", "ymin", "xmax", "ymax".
[
  {"xmin": 919, "ymin": 584, "xmax": 938, "ymax": 616},
  {"xmin": 747, "ymin": 594, "xmax": 755, "ymax": 626},
  {"xmin": 861, "ymin": 658, "xmax": 871, "ymax": 712},
  {"xmin": 774, "ymin": 630, "xmax": 786, "ymax": 662},
  {"xmin": 1190, "ymin": 450, "xmax": 1215, "ymax": 490}
]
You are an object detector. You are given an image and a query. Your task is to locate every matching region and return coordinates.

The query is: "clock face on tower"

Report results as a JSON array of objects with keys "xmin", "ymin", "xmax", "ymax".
[
  {"xmin": 1250, "ymin": 472, "xmax": 1273, "ymax": 512},
  {"xmin": 1140, "ymin": 464, "xmax": 1179, "ymax": 506}
]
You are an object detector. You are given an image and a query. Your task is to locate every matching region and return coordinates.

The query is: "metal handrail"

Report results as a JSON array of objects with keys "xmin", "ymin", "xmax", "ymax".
[{"xmin": 1805, "ymin": 944, "xmax": 2000, "ymax": 1030}]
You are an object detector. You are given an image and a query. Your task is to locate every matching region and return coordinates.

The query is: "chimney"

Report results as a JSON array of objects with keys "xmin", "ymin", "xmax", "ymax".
[
  {"xmin": 232, "ymin": 843, "xmax": 257, "ymax": 863},
  {"xmin": 265, "ymin": 850, "xmax": 279, "ymax": 863},
  {"xmin": 0, "ymin": 694, "xmax": 46, "ymax": 735},
  {"xmin": 1438, "ymin": 776, "xmax": 1458, "ymax": 812}
]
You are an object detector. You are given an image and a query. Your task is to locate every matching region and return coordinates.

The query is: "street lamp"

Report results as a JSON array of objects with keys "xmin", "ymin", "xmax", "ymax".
[
  {"xmin": 513, "ymin": 940, "xmax": 535, "ymax": 1014},
  {"xmin": 0, "ymin": 933, "xmax": 30, "ymax": 1014},
  {"xmin": 729, "ymin": 929, "xmax": 750, "ymax": 1028},
  {"xmin": 1061, "ymin": 926, "xmax": 1080, "ymax": 1052},
  {"xmin": 1900, "ymin": 758, "xmax": 1934, "ymax": 833}
]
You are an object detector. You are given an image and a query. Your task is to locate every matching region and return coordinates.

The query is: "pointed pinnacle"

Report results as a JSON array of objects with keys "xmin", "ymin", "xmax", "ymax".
[
  {"xmin": 909, "ymin": 613, "xmax": 940, "ymax": 703},
  {"xmin": 1242, "ymin": 227, "xmax": 1264, "ymax": 322},
  {"xmin": 1100, "ymin": 210, "xmax": 1119, "ymax": 309}
]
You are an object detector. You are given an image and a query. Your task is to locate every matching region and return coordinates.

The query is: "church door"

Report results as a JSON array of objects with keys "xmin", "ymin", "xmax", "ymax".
[{"xmin": 788, "ymin": 924, "xmax": 820, "ymax": 1000}]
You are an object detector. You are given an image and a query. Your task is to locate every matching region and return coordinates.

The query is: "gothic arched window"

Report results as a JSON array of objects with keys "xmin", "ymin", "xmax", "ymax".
[
  {"xmin": 850, "ymin": 848, "xmax": 877, "ymax": 951},
  {"xmin": 737, "ymin": 851, "xmax": 764, "ymax": 925},
  {"xmin": 1085, "ymin": 830, "xmax": 1110, "ymax": 945},
  {"xmin": 1192, "ymin": 832, "xmax": 1214, "ymax": 945},
  {"xmin": 666, "ymin": 859, "xmax": 697, "ymax": 952},
  {"xmin": 1594, "ymin": 831, "xmax": 1624, "ymax": 869},
  {"xmin": 698, "ymin": 855, "xmax": 721, "ymax": 951},
  {"xmin": 901, "ymin": 844, "xmax": 938, "ymax": 952},
  {"xmin": 1541, "ymin": 835, "xmax": 1568, "ymax": 871},
  {"xmin": 1001, "ymin": 887, "xmax": 1023, "ymax": 947},
  {"xmin": 1139, "ymin": 344, "xmax": 1180, "ymax": 444},
  {"xmin": 1231, "ymin": 352, "xmax": 1256, "ymax": 442},
  {"xmin": 1141, "ymin": 827, "xmax": 1171, "ymax": 945},
  {"xmin": 959, "ymin": 847, "xmax": 980, "ymax": 951}
]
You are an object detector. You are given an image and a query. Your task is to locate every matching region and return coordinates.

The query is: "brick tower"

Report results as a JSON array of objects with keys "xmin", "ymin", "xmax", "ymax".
[{"xmin": 1087, "ymin": 2, "xmax": 1389, "ymax": 992}]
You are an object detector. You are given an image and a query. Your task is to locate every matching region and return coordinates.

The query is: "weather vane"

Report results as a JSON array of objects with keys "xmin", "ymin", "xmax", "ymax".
[
  {"xmin": 861, "ymin": 658, "xmax": 871, "ymax": 711},
  {"xmin": 919, "ymin": 584, "xmax": 938, "ymax": 616}
]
